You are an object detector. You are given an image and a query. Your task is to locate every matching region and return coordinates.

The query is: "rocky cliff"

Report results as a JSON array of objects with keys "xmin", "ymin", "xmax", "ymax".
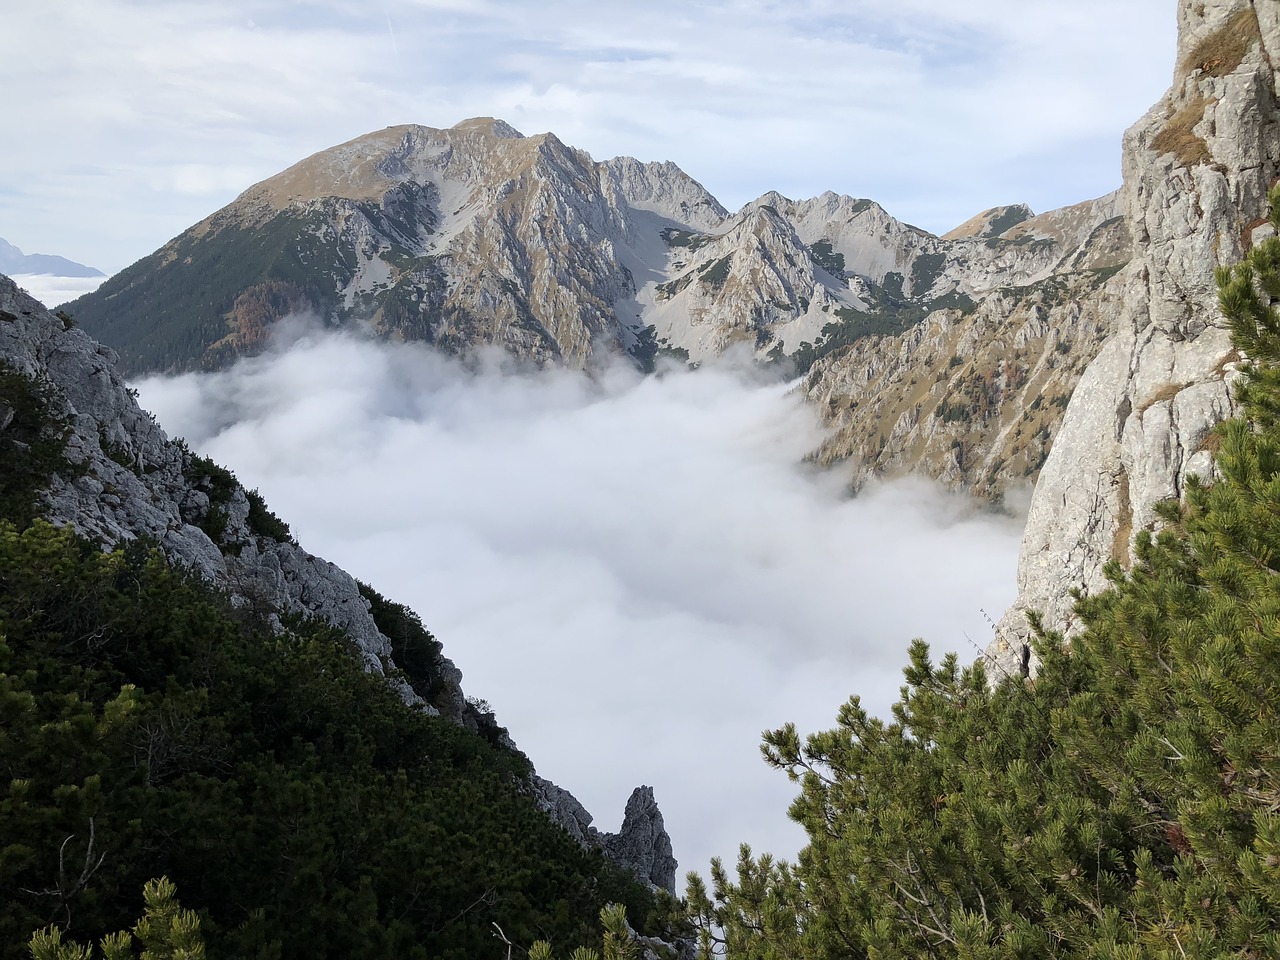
[
  {"xmin": 990, "ymin": 0, "xmax": 1278, "ymax": 674},
  {"xmin": 0, "ymin": 273, "xmax": 675, "ymax": 878},
  {"xmin": 800, "ymin": 207, "xmax": 1130, "ymax": 500}
]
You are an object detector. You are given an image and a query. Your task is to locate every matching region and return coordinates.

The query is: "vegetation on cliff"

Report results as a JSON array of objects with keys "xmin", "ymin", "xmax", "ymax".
[
  {"xmin": 0, "ymin": 518, "xmax": 657, "ymax": 959},
  {"xmin": 0, "ymin": 357, "xmax": 659, "ymax": 957},
  {"xmin": 688, "ymin": 192, "xmax": 1280, "ymax": 958}
]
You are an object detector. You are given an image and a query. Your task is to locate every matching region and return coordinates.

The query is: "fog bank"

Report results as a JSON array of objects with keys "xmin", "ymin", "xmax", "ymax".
[{"xmin": 135, "ymin": 323, "xmax": 1024, "ymax": 878}]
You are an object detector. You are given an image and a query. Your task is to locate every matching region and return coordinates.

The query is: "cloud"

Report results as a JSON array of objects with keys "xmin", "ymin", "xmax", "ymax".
[
  {"xmin": 10, "ymin": 274, "xmax": 107, "ymax": 309},
  {"xmin": 4, "ymin": 0, "xmax": 1172, "ymax": 273},
  {"xmin": 134, "ymin": 323, "xmax": 1023, "ymax": 876}
]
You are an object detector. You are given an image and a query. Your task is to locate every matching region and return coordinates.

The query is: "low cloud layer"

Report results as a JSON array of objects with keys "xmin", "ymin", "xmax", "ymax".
[
  {"xmin": 11, "ymin": 274, "xmax": 106, "ymax": 309},
  {"xmin": 135, "ymin": 324, "xmax": 1023, "ymax": 877}
]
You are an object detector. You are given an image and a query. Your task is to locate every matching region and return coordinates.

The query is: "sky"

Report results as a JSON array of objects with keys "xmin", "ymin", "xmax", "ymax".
[
  {"xmin": 3, "ymin": 0, "xmax": 1177, "ymax": 276},
  {"xmin": 135, "ymin": 321, "xmax": 1025, "ymax": 881}
]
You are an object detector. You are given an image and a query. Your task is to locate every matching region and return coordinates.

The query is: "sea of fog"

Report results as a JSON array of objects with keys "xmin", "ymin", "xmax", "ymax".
[
  {"xmin": 11, "ymin": 274, "xmax": 106, "ymax": 309},
  {"xmin": 134, "ymin": 320, "xmax": 1024, "ymax": 881}
]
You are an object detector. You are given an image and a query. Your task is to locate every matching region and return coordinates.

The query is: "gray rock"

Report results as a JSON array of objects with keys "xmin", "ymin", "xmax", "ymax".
[
  {"xmin": 992, "ymin": 0, "xmax": 1275, "ymax": 670},
  {"xmin": 601, "ymin": 785, "xmax": 678, "ymax": 894},
  {"xmin": 1, "ymin": 275, "xmax": 484, "ymax": 714},
  {"xmin": 530, "ymin": 775, "xmax": 599, "ymax": 847}
]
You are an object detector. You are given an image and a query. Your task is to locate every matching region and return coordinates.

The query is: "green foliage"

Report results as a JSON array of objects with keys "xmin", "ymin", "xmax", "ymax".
[
  {"xmin": 691, "ymin": 198, "xmax": 1280, "ymax": 956},
  {"xmin": 356, "ymin": 582, "xmax": 448, "ymax": 705},
  {"xmin": 244, "ymin": 489, "xmax": 292, "ymax": 544},
  {"xmin": 0, "ymin": 520, "xmax": 657, "ymax": 959},
  {"xmin": 932, "ymin": 368, "xmax": 1004, "ymax": 425},
  {"xmin": 657, "ymin": 343, "xmax": 691, "ymax": 364},
  {"xmin": 1217, "ymin": 185, "xmax": 1280, "ymax": 363},
  {"xmin": 983, "ymin": 206, "xmax": 1032, "ymax": 238},
  {"xmin": 806, "ymin": 242, "xmax": 845, "ymax": 278},
  {"xmin": 0, "ymin": 361, "xmax": 75, "ymax": 526},
  {"xmin": 66, "ymin": 208, "xmax": 352, "ymax": 376},
  {"xmin": 655, "ymin": 273, "xmax": 696, "ymax": 300},
  {"xmin": 908, "ymin": 251, "xmax": 946, "ymax": 295},
  {"xmin": 699, "ymin": 257, "xmax": 733, "ymax": 289},
  {"xmin": 660, "ymin": 228, "xmax": 712, "ymax": 252},
  {"xmin": 524, "ymin": 904, "xmax": 644, "ymax": 960},
  {"xmin": 178, "ymin": 453, "xmax": 291, "ymax": 545},
  {"xmin": 180, "ymin": 454, "xmax": 236, "ymax": 543},
  {"xmin": 29, "ymin": 877, "xmax": 206, "ymax": 960},
  {"xmin": 790, "ymin": 288, "xmax": 975, "ymax": 375},
  {"xmin": 628, "ymin": 325, "xmax": 660, "ymax": 374}
]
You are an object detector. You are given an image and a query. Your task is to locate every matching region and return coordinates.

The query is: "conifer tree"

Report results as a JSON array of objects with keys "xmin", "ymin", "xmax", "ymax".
[{"xmin": 28, "ymin": 877, "xmax": 205, "ymax": 960}]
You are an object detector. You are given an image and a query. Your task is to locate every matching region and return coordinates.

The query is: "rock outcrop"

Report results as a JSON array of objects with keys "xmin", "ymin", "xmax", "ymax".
[
  {"xmin": 801, "ymin": 236, "xmax": 1129, "ymax": 500},
  {"xmin": 600, "ymin": 786, "xmax": 679, "ymax": 894},
  {"xmin": 990, "ymin": 0, "xmax": 1278, "ymax": 674},
  {"xmin": 1, "ymin": 274, "xmax": 456, "ymax": 706},
  {"xmin": 0, "ymin": 273, "xmax": 671, "ymax": 874},
  {"xmin": 529, "ymin": 778, "xmax": 678, "ymax": 894}
]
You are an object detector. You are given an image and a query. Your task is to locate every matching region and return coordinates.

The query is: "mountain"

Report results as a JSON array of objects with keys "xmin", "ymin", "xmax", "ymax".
[
  {"xmin": 65, "ymin": 118, "xmax": 723, "ymax": 375},
  {"xmin": 53, "ymin": 5, "xmax": 1273, "ymax": 693},
  {"xmin": 800, "ymin": 196, "xmax": 1130, "ymax": 501},
  {"xmin": 0, "ymin": 236, "xmax": 104, "ymax": 277},
  {"xmin": 0, "ymin": 274, "xmax": 681, "ymax": 954},
  {"xmin": 66, "ymin": 118, "xmax": 1117, "ymax": 385},
  {"xmin": 1, "ymin": 238, "xmax": 108, "ymax": 309},
  {"xmin": 988, "ymin": 0, "xmax": 1278, "ymax": 673}
]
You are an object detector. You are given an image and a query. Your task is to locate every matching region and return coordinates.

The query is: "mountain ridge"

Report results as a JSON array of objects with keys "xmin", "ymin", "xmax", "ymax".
[
  {"xmin": 66, "ymin": 117, "xmax": 1120, "ymax": 387},
  {"xmin": 0, "ymin": 236, "xmax": 104, "ymax": 278}
]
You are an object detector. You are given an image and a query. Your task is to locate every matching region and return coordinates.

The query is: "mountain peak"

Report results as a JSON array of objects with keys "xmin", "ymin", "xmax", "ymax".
[
  {"xmin": 0, "ymin": 236, "xmax": 104, "ymax": 278},
  {"xmin": 450, "ymin": 117, "xmax": 525, "ymax": 139},
  {"xmin": 941, "ymin": 204, "xmax": 1034, "ymax": 241}
]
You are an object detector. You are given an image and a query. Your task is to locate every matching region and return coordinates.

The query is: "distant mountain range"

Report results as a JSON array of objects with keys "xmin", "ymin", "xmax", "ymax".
[
  {"xmin": 0, "ymin": 236, "xmax": 103, "ymax": 277},
  {"xmin": 64, "ymin": 118, "xmax": 1125, "ymax": 382}
]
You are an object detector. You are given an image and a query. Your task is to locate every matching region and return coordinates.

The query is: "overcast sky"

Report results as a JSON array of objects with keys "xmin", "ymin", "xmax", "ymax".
[
  {"xmin": 4, "ymin": 0, "xmax": 1176, "ymax": 275},
  {"xmin": 135, "ymin": 323, "xmax": 1024, "ymax": 882}
]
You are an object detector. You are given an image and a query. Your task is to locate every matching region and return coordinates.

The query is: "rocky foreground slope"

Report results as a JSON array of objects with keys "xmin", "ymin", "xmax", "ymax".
[
  {"xmin": 0, "ymin": 274, "xmax": 676, "ymax": 892},
  {"xmin": 989, "ymin": 0, "xmax": 1278, "ymax": 673}
]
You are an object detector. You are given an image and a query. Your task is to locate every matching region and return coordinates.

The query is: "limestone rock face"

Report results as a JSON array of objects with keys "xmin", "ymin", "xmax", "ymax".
[
  {"xmin": 0, "ymin": 275, "xmax": 443, "ymax": 700},
  {"xmin": 530, "ymin": 775, "xmax": 598, "ymax": 847},
  {"xmin": 647, "ymin": 189, "xmax": 1124, "ymax": 365},
  {"xmin": 600, "ymin": 786, "xmax": 678, "ymax": 894},
  {"xmin": 990, "ymin": 0, "xmax": 1277, "ymax": 674},
  {"xmin": 802, "ymin": 263, "xmax": 1127, "ymax": 500},
  {"xmin": 789, "ymin": 169, "xmax": 1130, "ymax": 497}
]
